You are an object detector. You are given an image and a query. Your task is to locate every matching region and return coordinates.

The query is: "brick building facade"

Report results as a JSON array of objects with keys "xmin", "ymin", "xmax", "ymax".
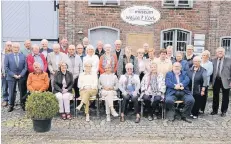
[{"xmin": 58, "ymin": 0, "xmax": 231, "ymax": 57}]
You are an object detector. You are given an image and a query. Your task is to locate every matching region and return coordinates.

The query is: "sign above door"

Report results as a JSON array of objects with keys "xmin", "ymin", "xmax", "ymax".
[{"xmin": 121, "ymin": 6, "xmax": 161, "ymax": 26}]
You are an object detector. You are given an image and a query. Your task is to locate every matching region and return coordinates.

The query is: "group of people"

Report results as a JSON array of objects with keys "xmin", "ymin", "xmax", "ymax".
[{"xmin": 1, "ymin": 38, "xmax": 231, "ymax": 123}]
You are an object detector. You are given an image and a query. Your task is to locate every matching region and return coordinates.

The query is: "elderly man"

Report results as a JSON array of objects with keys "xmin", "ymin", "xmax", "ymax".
[
  {"xmin": 76, "ymin": 44, "xmax": 86, "ymax": 61},
  {"xmin": 39, "ymin": 39, "xmax": 53, "ymax": 59},
  {"xmin": 5, "ymin": 43, "xmax": 28, "ymax": 112},
  {"xmin": 67, "ymin": 45, "xmax": 83, "ymax": 98},
  {"xmin": 95, "ymin": 41, "xmax": 105, "ymax": 58},
  {"xmin": 113, "ymin": 40, "xmax": 124, "ymax": 60},
  {"xmin": 155, "ymin": 49, "xmax": 172, "ymax": 76},
  {"xmin": 82, "ymin": 37, "xmax": 90, "ymax": 54},
  {"xmin": 1, "ymin": 41, "xmax": 12, "ymax": 107},
  {"xmin": 27, "ymin": 44, "xmax": 47, "ymax": 73},
  {"xmin": 47, "ymin": 44, "xmax": 69, "ymax": 90},
  {"xmin": 211, "ymin": 47, "xmax": 231, "ymax": 117},
  {"xmin": 59, "ymin": 38, "xmax": 69, "ymax": 54},
  {"xmin": 143, "ymin": 43, "xmax": 149, "ymax": 59},
  {"xmin": 184, "ymin": 45, "xmax": 196, "ymax": 68},
  {"xmin": 21, "ymin": 40, "xmax": 32, "ymax": 56},
  {"xmin": 165, "ymin": 62, "xmax": 195, "ymax": 123},
  {"xmin": 166, "ymin": 46, "xmax": 175, "ymax": 63}
]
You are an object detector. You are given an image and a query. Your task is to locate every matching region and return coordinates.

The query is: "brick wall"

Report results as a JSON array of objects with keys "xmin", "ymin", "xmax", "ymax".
[{"xmin": 59, "ymin": 1, "xmax": 231, "ymax": 57}]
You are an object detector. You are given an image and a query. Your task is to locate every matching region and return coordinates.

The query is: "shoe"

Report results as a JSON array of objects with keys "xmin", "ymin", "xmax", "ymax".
[
  {"xmin": 210, "ymin": 111, "xmax": 218, "ymax": 115},
  {"xmin": 106, "ymin": 115, "xmax": 111, "ymax": 122},
  {"xmin": 7, "ymin": 106, "xmax": 13, "ymax": 112},
  {"xmin": 148, "ymin": 115, "xmax": 153, "ymax": 121},
  {"xmin": 181, "ymin": 117, "xmax": 192, "ymax": 123},
  {"xmin": 61, "ymin": 113, "xmax": 66, "ymax": 120},
  {"xmin": 66, "ymin": 113, "xmax": 72, "ymax": 120},
  {"xmin": 120, "ymin": 116, "xmax": 125, "ymax": 122},
  {"xmin": 2, "ymin": 101, "xmax": 8, "ymax": 107},
  {"xmin": 111, "ymin": 109, "xmax": 119, "ymax": 117},
  {"xmin": 192, "ymin": 116, "xmax": 198, "ymax": 119},
  {"xmin": 86, "ymin": 114, "xmax": 90, "ymax": 122},
  {"xmin": 190, "ymin": 114, "xmax": 193, "ymax": 118},
  {"xmin": 76, "ymin": 105, "xmax": 81, "ymax": 111},
  {"xmin": 221, "ymin": 113, "xmax": 226, "ymax": 117},
  {"xmin": 21, "ymin": 105, "xmax": 25, "ymax": 111},
  {"xmin": 135, "ymin": 117, "xmax": 140, "ymax": 123}
]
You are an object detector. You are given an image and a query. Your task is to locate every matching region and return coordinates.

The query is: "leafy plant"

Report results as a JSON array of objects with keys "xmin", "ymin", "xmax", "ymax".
[{"xmin": 25, "ymin": 92, "xmax": 59, "ymax": 119}]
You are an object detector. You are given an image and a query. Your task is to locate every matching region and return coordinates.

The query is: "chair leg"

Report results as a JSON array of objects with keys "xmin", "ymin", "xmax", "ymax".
[
  {"xmin": 141, "ymin": 101, "xmax": 143, "ymax": 117},
  {"xmin": 119, "ymin": 100, "xmax": 121, "ymax": 116}
]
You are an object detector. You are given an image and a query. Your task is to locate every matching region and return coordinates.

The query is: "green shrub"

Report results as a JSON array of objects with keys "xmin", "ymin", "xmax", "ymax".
[{"xmin": 25, "ymin": 92, "xmax": 59, "ymax": 119}]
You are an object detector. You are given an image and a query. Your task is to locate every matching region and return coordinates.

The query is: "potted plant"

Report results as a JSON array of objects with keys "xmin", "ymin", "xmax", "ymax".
[{"xmin": 25, "ymin": 92, "xmax": 59, "ymax": 132}]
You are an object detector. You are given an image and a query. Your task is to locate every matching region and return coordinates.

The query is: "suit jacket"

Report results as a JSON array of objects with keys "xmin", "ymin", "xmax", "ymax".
[
  {"xmin": 4, "ymin": 53, "xmax": 27, "ymax": 81},
  {"xmin": 27, "ymin": 53, "xmax": 48, "ymax": 73},
  {"xmin": 39, "ymin": 48, "xmax": 53, "ymax": 54},
  {"xmin": 173, "ymin": 59, "xmax": 189, "ymax": 72},
  {"xmin": 66, "ymin": 54, "xmax": 83, "ymax": 79},
  {"xmin": 212, "ymin": 57, "xmax": 231, "ymax": 89},
  {"xmin": 165, "ymin": 71, "xmax": 191, "ymax": 97},
  {"xmin": 47, "ymin": 52, "xmax": 70, "ymax": 74}
]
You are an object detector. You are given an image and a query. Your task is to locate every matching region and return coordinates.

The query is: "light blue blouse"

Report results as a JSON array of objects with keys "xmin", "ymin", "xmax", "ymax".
[{"xmin": 201, "ymin": 60, "xmax": 213, "ymax": 86}]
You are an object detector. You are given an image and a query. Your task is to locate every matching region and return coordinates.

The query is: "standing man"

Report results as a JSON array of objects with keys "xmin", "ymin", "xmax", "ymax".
[
  {"xmin": 67, "ymin": 45, "xmax": 83, "ymax": 98},
  {"xmin": 82, "ymin": 37, "xmax": 90, "ymax": 54},
  {"xmin": 114, "ymin": 40, "xmax": 124, "ymax": 61},
  {"xmin": 27, "ymin": 44, "xmax": 48, "ymax": 73},
  {"xmin": 5, "ymin": 43, "xmax": 27, "ymax": 112},
  {"xmin": 95, "ymin": 41, "xmax": 105, "ymax": 59},
  {"xmin": 184, "ymin": 45, "xmax": 196, "ymax": 68},
  {"xmin": 39, "ymin": 39, "xmax": 53, "ymax": 59},
  {"xmin": 76, "ymin": 44, "xmax": 86, "ymax": 62},
  {"xmin": 211, "ymin": 47, "xmax": 231, "ymax": 117},
  {"xmin": 166, "ymin": 46, "xmax": 175, "ymax": 63},
  {"xmin": 21, "ymin": 40, "xmax": 32, "ymax": 56},
  {"xmin": 1, "ymin": 41, "xmax": 12, "ymax": 107},
  {"xmin": 143, "ymin": 43, "xmax": 149, "ymax": 59},
  {"xmin": 47, "ymin": 44, "xmax": 69, "ymax": 90},
  {"xmin": 59, "ymin": 38, "xmax": 69, "ymax": 54}
]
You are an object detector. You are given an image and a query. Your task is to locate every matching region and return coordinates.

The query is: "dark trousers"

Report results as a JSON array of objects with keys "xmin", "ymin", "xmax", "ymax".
[
  {"xmin": 165, "ymin": 94, "xmax": 195, "ymax": 118},
  {"xmin": 1, "ymin": 76, "xmax": 9, "ymax": 102},
  {"xmin": 200, "ymin": 87, "xmax": 208, "ymax": 112},
  {"xmin": 143, "ymin": 95, "xmax": 162, "ymax": 116},
  {"xmin": 121, "ymin": 94, "xmax": 139, "ymax": 114},
  {"xmin": 212, "ymin": 78, "xmax": 230, "ymax": 113},
  {"xmin": 73, "ymin": 77, "xmax": 79, "ymax": 98},
  {"xmin": 191, "ymin": 94, "xmax": 202, "ymax": 116},
  {"xmin": 7, "ymin": 79, "xmax": 27, "ymax": 107}
]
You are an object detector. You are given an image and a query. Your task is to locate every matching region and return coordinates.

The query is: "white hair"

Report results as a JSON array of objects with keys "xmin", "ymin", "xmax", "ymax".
[
  {"xmin": 41, "ymin": 39, "xmax": 48, "ymax": 44},
  {"xmin": 186, "ymin": 45, "xmax": 194, "ymax": 50},
  {"xmin": 84, "ymin": 60, "xmax": 93, "ymax": 67},
  {"xmin": 125, "ymin": 63, "xmax": 134, "ymax": 69},
  {"xmin": 216, "ymin": 47, "xmax": 225, "ymax": 53},
  {"xmin": 104, "ymin": 44, "xmax": 112, "ymax": 49},
  {"xmin": 33, "ymin": 62, "xmax": 41, "ymax": 68},
  {"xmin": 166, "ymin": 45, "xmax": 173, "ymax": 50},
  {"xmin": 193, "ymin": 56, "xmax": 201, "ymax": 62},
  {"xmin": 5, "ymin": 41, "xmax": 12, "ymax": 46},
  {"xmin": 12, "ymin": 42, "xmax": 20, "ymax": 48},
  {"xmin": 202, "ymin": 50, "xmax": 210, "ymax": 58},
  {"xmin": 86, "ymin": 44, "xmax": 95, "ymax": 54},
  {"xmin": 32, "ymin": 44, "xmax": 39, "ymax": 50},
  {"xmin": 53, "ymin": 43, "xmax": 60, "ymax": 49}
]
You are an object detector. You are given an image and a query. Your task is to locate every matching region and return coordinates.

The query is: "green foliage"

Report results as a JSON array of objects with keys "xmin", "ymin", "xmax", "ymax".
[{"xmin": 25, "ymin": 92, "xmax": 59, "ymax": 119}]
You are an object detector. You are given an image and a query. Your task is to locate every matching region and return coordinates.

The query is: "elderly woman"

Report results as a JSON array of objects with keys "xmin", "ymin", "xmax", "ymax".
[
  {"xmin": 184, "ymin": 45, "xmax": 196, "ymax": 68},
  {"xmin": 119, "ymin": 63, "xmax": 140, "ymax": 123},
  {"xmin": 99, "ymin": 44, "xmax": 118, "ymax": 74},
  {"xmin": 99, "ymin": 64, "xmax": 119, "ymax": 121},
  {"xmin": 53, "ymin": 62, "xmax": 73, "ymax": 120},
  {"xmin": 141, "ymin": 62, "xmax": 166, "ymax": 121},
  {"xmin": 200, "ymin": 50, "xmax": 213, "ymax": 113},
  {"xmin": 174, "ymin": 51, "xmax": 189, "ymax": 72},
  {"xmin": 83, "ymin": 45, "xmax": 99, "ymax": 74},
  {"xmin": 76, "ymin": 61, "xmax": 98, "ymax": 121},
  {"xmin": 187, "ymin": 56, "xmax": 207, "ymax": 119},
  {"xmin": 117, "ymin": 46, "xmax": 139, "ymax": 78},
  {"xmin": 137, "ymin": 48, "xmax": 146, "ymax": 81}
]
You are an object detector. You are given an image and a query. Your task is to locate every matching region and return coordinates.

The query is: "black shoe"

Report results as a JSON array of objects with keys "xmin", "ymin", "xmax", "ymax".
[
  {"xmin": 181, "ymin": 117, "xmax": 192, "ymax": 123},
  {"xmin": 148, "ymin": 115, "xmax": 153, "ymax": 121},
  {"xmin": 221, "ymin": 113, "xmax": 226, "ymax": 117},
  {"xmin": 7, "ymin": 106, "xmax": 14, "ymax": 112},
  {"xmin": 210, "ymin": 111, "xmax": 218, "ymax": 115}
]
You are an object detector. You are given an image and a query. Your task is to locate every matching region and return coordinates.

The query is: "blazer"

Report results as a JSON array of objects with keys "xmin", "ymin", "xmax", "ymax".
[
  {"xmin": 4, "ymin": 53, "xmax": 28, "ymax": 81},
  {"xmin": 53, "ymin": 71, "xmax": 73, "ymax": 94},
  {"xmin": 27, "ymin": 53, "xmax": 48, "ymax": 73},
  {"xmin": 95, "ymin": 48, "xmax": 105, "ymax": 59},
  {"xmin": 212, "ymin": 57, "xmax": 231, "ymax": 89},
  {"xmin": 172, "ymin": 59, "xmax": 189, "ymax": 72},
  {"xmin": 39, "ymin": 48, "xmax": 53, "ymax": 54},
  {"xmin": 66, "ymin": 54, "xmax": 83, "ymax": 79},
  {"xmin": 165, "ymin": 71, "xmax": 191, "ymax": 97}
]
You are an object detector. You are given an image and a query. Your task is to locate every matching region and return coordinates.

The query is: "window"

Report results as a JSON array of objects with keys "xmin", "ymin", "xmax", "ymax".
[
  {"xmin": 161, "ymin": 29, "xmax": 192, "ymax": 54},
  {"xmin": 162, "ymin": 0, "xmax": 193, "ymax": 8},
  {"xmin": 88, "ymin": 0, "xmax": 120, "ymax": 6},
  {"xmin": 220, "ymin": 37, "xmax": 231, "ymax": 57}
]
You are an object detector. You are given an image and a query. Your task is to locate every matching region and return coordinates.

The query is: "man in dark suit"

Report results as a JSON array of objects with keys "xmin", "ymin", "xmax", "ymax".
[
  {"xmin": 211, "ymin": 47, "xmax": 231, "ymax": 117},
  {"xmin": 5, "ymin": 42, "xmax": 28, "ymax": 112},
  {"xmin": 165, "ymin": 62, "xmax": 195, "ymax": 123}
]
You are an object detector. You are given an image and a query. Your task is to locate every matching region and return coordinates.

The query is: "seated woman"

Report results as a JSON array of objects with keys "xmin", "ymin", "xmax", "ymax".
[
  {"xmin": 76, "ymin": 60, "xmax": 98, "ymax": 122},
  {"xmin": 99, "ymin": 64, "xmax": 119, "ymax": 121},
  {"xmin": 27, "ymin": 62, "xmax": 49, "ymax": 92},
  {"xmin": 119, "ymin": 63, "xmax": 140, "ymax": 123},
  {"xmin": 141, "ymin": 62, "xmax": 166, "ymax": 121},
  {"xmin": 53, "ymin": 62, "xmax": 73, "ymax": 120}
]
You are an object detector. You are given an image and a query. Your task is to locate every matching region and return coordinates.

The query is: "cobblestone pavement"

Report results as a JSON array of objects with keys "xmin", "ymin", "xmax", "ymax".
[{"xmin": 1, "ymin": 99, "xmax": 231, "ymax": 144}]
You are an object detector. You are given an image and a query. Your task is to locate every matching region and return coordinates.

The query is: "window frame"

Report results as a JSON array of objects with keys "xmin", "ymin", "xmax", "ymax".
[
  {"xmin": 160, "ymin": 28, "xmax": 192, "ymax": 55},
  {"xmin": 220, "ymin": 36, "xmax": 231, "ymax": 57},
  {"xmin": 162, "ymin": 0, "xmax": 193, "ymax": 9},
  {"xmin": 88, "ymin": 0, "xmax": 120, "ymax": 7}
]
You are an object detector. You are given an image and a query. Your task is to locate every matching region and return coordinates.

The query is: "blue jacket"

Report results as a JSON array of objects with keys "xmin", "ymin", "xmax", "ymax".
[
  {"xmin": 173, "ymin": 59, "xmax": 189, "ymax": 72},
  {"xmin": 165, "ymin": 71, "xmax": 191, "ymax": 97},
  {"xmin": 4, "ymin": 53, "xmax": 27, "ymax": 81},
  {"xmin": 39, "ymin": 48, "xmax": 53, "ymax": 53}
]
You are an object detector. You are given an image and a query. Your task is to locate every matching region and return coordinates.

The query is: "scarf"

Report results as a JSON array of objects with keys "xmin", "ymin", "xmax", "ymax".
[{"xmin": 102, "ymin": 54, "xmax": 115, "ymax": 72}]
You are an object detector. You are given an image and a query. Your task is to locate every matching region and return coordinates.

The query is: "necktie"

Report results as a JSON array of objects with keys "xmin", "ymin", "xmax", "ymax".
[
  {"xmin": 15, "ymin": 54, "xmax": 19, "ymax": 67},
  {"xmin": 217, "ymin": 59, "xmax": 221, "ymax": 77}
]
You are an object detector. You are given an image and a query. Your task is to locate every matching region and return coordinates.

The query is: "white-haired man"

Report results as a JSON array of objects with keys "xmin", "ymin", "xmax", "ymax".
[
  {"xmin": 39, "ymin": 39, "xmax": 53, "ymax": 59},
  {"xmin": 59, "ymin": 38, "xmax": 69, "ymax": 54},
  {"xmin": 211, "ymin": 47, "xmax": 231, "ymax": 117}
]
